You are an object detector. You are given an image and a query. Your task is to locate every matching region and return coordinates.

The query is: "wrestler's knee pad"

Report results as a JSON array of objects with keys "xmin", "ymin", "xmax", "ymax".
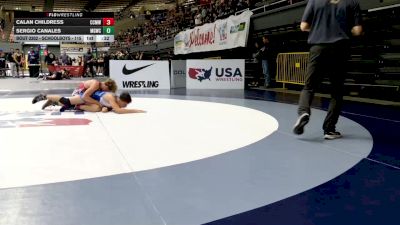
[{"xmin": 59, "ymin": 97, "xmax": 71, "ymax": 106}]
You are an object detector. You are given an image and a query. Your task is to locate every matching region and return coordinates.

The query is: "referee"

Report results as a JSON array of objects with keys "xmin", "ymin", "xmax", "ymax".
[{"xmin": 293, "ymin": 0, "xmax": 363, "ymax": 139}]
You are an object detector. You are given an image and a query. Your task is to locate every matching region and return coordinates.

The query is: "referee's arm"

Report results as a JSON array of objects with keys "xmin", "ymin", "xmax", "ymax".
[
  {"xmin": 300, "ymin": 0, "xmax": 313, "ymax": 32},
  {"xmin": 349, "ymin": 1, "xmax": 363, "ymax": 36},
  {"xmin": 300, "ymin": 22, "xmax": 311, "ymax": 32},
  {"xmin": 351, "ymin": 26, "xmax": 362, "ymax": 36},
  {"xmin": 351, "ymin": 0, "xmax": 363, "ymax": 36}
]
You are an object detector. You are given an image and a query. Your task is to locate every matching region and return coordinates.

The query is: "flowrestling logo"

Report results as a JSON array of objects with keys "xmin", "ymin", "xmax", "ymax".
[{"xmin": 122, "ymin": 64, "xmax": 154, "ymax": 75}]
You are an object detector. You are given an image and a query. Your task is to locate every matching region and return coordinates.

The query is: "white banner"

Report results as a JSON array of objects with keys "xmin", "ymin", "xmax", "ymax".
[
  {"xmin": 174, "ymin": 10, "xmax": 253, "ymax": 55},
  {"xmin": 170, "ymin": 60, "xmax": 186, "ymax": 88},
  {"xmin": 110, "ymin": 60, "xmax": 170, "ymax": 90},
  {"xmin": 186, "ymin": 60, "xmax": 245, "ymax": 89}
]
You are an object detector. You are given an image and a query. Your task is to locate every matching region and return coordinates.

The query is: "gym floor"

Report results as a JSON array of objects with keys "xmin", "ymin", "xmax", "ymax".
[{"xmin": 0, "ymin": 78, "xmax": 399, "ymax": 225}]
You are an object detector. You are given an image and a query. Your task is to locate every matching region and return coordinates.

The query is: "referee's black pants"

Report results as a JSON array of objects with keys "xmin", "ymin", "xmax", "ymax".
[{"xmin": 297, "ymin": 40, "xmax": 350, "ymax": 132}]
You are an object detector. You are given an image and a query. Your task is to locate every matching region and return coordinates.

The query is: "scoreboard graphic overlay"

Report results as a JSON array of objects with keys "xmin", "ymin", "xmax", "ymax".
[{"xmin": 13, "ymin": 12, "xmax": 115, "ymax": 42}]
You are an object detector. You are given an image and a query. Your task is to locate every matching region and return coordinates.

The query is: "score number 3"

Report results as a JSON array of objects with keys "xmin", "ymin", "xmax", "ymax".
[{"xmin": 102, "ymin": 18, "xmax": 115, "ymax": 26}]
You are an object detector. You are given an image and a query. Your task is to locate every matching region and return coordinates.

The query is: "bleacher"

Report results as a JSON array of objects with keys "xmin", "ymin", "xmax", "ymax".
[
  {"xmin": 0, "ymin": 0, "xmax": 44, "ymax": 11},
  {"xmin": 53, "ymin": 0, "xmax": 89, "ymax": 12},
  {"xmin": 94, "ymin": 0, "xmax": 131, "ymax": 12},
  {"xmin": 129, "ymin": 0, "xmax": 171, "ymax": 13}
]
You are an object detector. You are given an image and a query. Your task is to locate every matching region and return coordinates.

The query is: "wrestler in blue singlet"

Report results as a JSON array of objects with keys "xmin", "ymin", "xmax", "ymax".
[
  {"xmin": 89, "ymin": 90, "xmax": 106, "ymax": 102},
  {"xmin": 83, "ymin": 90, "xmax": 114, "ymax": 108},
  {"xmin": 79, "ymin": 90, "xmax": 105, "ymax": 101}
]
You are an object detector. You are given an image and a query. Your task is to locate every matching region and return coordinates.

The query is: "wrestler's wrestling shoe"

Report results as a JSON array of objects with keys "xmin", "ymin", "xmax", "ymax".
[
  {"xmin": 41, "ymin": 100, "xmax": 56, "ymax": 110},
  {"xmin": 32, "ymin": 94, "xmax": 47, "ymax": 104}
]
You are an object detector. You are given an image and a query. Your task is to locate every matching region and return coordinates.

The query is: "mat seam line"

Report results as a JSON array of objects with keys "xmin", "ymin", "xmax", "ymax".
[{"xmin": 95, "ymin": 113, "xmax": 168, "ymax": 225}]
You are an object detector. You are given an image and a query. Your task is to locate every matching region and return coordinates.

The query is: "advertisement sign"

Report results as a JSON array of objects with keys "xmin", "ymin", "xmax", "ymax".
[
  {"xmin": 110, "ymin": 60, "xmax": 170, "ymax": 90},
  {"xmin": 186, "ymin": 60, "xmax": 245, "ymax": 89},
  {"xmin": 170, "ymin": 60, "xmax": 186, "ymax": 88},
  {"xmin": 174, "ymin": 10, "xmax": 252, "ymax": 55}
]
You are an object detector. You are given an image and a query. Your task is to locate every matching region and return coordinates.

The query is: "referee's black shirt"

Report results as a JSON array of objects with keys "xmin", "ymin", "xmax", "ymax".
[{"xmin": 302, "ymin": 0, "xmax": 362, "ymax": 44}]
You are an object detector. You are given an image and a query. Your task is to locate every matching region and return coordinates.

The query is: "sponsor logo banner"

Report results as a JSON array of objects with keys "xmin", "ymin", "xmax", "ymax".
[
  {"xmin": 174, "ymin": 10, "xmax": 252, "ymax": 55},
  {"xmin": 170, "ymin": 60, "xmax": 186, "ymax": 88},
  {"xmin": 186, "ymin": 60, "xmax": 245, "ymax": 89},
  {"xmin": 110, "ymin": 60, "xmax": 170, "ymax": 90}
]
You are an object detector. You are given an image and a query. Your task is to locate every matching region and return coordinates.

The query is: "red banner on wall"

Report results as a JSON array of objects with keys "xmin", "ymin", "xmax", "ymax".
[{"xmin": 48, "ymin": 65, "xmax": 84, "ymax": 77}]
